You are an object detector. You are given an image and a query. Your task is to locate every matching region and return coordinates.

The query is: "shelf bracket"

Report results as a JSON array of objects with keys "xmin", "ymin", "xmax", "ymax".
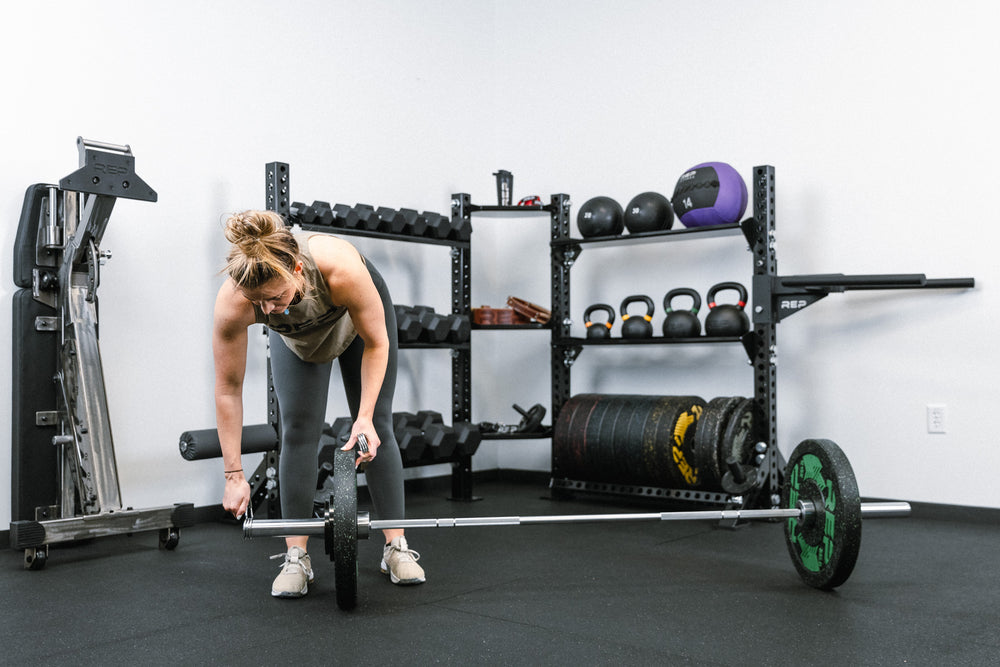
[
  {"xmin": 740, "ymin": 331, "xmax": 763, "ymax": 364},
  {"xmin": 739, "ymin": 216, "xmax": 763, "ymax": 248},
  {"xmin": 561, "ymin": 345, "xmax": 583, "ymax": 368},
  {"xmin": 560, "ymin": 243, "xmax": 581, "ymax": 268}
]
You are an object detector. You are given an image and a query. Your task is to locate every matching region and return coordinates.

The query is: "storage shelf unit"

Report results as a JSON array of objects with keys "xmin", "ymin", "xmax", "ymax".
[
  {"xmin": 547, "ymin": 170, "xmax": 782, "ymax": 509},
  {"xmin": 445, "ymin": 183, "xmax": 778, "ymax": 509},
  {"xmin": 264, "ymin": 163, "xmax": 971, "ymax": 510}
]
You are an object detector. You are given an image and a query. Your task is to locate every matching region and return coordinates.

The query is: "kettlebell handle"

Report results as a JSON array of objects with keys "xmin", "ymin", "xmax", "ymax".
[
  {"xmin": 620, "ymin": 294, "xmax": 655, "ymax": 321},
  {"xmin": 663, "ymin": 288, "xmax": 701, "ymax": 314},
  {"xmin": 706, "ymin": 282, "xmax": 748, "ymax": 309},
  {"xmin": 583, "ymin": 303, "xmax": 615, "ymax": 328}
]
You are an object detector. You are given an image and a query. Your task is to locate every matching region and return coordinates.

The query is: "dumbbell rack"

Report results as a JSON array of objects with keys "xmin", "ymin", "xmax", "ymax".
[{"xmin": 263, "ymin": 163, "xmax": 481, "ymax": 502}]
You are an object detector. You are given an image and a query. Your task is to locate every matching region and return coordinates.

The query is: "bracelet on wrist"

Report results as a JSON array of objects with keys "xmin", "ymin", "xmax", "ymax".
[{"xmin": 224, "ymin": 468, "xmax": 243, "ymax": 475}]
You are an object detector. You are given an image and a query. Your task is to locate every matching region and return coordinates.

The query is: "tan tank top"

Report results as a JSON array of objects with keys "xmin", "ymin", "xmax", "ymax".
[{"xmin": 253, "ymin": 234, "xmax": 358, "ymax": 363}]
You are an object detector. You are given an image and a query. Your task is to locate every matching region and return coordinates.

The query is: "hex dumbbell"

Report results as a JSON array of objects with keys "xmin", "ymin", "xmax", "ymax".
[
  {"xmin": 291, "ymin": 201, "xmax": 318, "ymax": 224},
  {"xmin": 355, "ymin": 204, "xmax": 380, "ymax": 231},
  {"xmin": 333, "ymin": 203, "xmax": 361, "ymax": 229},
  {"xmin": 394, "ymin": 305, "xmax": 423, "ymax": 343},
  {"xmin": 444, "ymin": 313, "xmax": 471, "ymax": 343},
  {"xmin": 376, "ymin": 207, "xmax": 407, "ymax": 234},
  {"xmin": 453, "ymin": 421, "xmax": 482, "ymax": 456},
  {"xmin": 422, "ymin": 212, "xmax": 452, "ymax": 239}
]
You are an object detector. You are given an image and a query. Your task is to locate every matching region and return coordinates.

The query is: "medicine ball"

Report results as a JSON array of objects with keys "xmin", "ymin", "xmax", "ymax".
[
  {"xmin": 577, "ymin": 196, "xmax": 624, "ymax": 238},
  {"xmin": 624, "ymin": 191, "xmax": 674, "ymax": 234},
  {"xmin": 671, "ymin": 162, "xmax": 748, "ymax": 228}
]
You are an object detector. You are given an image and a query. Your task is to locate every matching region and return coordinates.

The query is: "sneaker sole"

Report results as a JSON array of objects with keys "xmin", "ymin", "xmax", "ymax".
[
  {"xmin": 380, "ymin": 563, "xmax": 425, "ymax": 585},
  {"xmin": 271, "ymin": 575, "xmax": 314, "ymax": 598},
  {"xmin": 271, "ymin": 585, "xmax": 308, "ymax": 598}
]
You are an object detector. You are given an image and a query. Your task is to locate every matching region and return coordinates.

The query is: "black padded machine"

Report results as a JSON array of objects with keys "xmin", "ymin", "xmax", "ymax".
[{"xmin": 10, "ymin": 138, "xmax": 193, "ymax": 569}]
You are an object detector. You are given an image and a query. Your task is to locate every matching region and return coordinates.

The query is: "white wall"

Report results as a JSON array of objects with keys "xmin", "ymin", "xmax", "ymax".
[{"xmin": 2, "ymin": 1, "xmax": 996, "ymax": 529}]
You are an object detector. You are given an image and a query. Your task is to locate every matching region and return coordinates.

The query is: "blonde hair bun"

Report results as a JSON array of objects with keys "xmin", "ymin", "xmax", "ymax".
[{"xmin": 223, "ymin": 210, "xmax": 301, "ymax": 290}]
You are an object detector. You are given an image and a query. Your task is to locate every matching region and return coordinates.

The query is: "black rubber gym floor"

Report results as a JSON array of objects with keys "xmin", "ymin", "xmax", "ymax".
[{"xmin": 2, "ymin": 475, "xmax": 998, "ymax": 666}]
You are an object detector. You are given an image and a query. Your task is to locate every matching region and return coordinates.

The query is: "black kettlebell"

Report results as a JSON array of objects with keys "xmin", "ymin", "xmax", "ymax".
[
  {"xmin": 704, "ymin": 282, "xmax": 750, "ymax": 337},
  {"xmin": 583, "ymin": 303, "xmax": 615, "ymax": 339},
  {"xmin": 662, "ymin": 288, "xmax": 702, "ymax": 338},
  {"xmin": 619, "ymin": 295, "xmax": 655, "ymax": 339}
]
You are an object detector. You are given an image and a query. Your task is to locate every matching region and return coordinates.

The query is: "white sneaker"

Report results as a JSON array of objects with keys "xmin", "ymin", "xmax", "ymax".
[
  {"xmin": 270, "ymin": 546, "xmax": 314, "ymax": 598},
  {"xmin": 380, "ymin": 536, "xmax": 426, "ymax": 585}
]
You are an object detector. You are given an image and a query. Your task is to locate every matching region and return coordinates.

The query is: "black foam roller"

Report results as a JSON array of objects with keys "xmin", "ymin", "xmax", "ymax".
[{"xmin": 178, "ymin": 423, "xmax": 278, "ymax": 460}]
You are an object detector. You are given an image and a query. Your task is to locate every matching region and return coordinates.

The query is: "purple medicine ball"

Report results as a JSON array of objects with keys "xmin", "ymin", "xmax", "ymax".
[{"xmin": 671, "ymin": 162, "xmax": 748, "ymax": 228}]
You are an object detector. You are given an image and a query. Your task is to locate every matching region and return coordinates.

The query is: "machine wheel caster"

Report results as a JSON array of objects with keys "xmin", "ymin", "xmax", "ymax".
[
  {"xmin": 159, "ymin": 527, "xmax": 180, "ymax": 550},
  {"xmin": 24, "ymin": 546, "xmax": 48, "ymax": 570}
]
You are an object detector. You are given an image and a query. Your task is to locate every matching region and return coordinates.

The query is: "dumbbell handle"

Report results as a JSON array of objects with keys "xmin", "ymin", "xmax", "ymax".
[{"xmin": 244, "ymin": 501, "xmax": 911, "ymax": 539}]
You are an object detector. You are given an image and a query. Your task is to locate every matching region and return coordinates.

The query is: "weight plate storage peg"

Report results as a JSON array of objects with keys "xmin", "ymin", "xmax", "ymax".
[
  {"xmin": 781, "ymin": 438, "xmax": 862, "ymax": 590},
  {"xmin": 583, "ymin": 303, "xmax": 615, "ymax": 339},
  {"xmin": 704, "ymin": 282, "xmax": 750, "ymax": 337},
  {"xmin": 619, "ymin": 295, "xmax": 655, "ymax": 339}
]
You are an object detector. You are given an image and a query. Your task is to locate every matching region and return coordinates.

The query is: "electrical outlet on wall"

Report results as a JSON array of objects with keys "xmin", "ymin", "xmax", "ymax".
[{"xmin": 927, "ymin": 404, "xmax": 947, "ymax": 434}]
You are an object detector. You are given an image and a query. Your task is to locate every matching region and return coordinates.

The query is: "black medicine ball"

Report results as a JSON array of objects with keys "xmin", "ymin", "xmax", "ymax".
[
  {"xmin": 577, "ymin": 196, "xmax": 624, "ymax": 238},
  {"xmin": 624, "ymin": 192, "xmax": 674, "ymax": 234}
]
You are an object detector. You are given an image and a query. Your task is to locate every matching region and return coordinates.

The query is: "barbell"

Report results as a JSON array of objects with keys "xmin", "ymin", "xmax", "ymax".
[{"xmin": 244, "ymin": 437, "xmax": 910, "ymax": 611}]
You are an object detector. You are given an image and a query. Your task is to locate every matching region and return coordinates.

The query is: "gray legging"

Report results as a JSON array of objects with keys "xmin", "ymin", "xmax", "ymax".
[{"xmin": 268, "ymin": 261, "xmax": 404, "ymax": 523}]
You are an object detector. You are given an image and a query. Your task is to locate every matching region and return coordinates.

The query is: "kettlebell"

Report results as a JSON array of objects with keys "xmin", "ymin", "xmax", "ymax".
[
  {"xmin": 583, "ymin": 303, "xmax": 615, "ymax": 339},
  {"xmin": 662, "ymin": 288, "xmax": 702, "ymax": 338},
  {"xmin": 704, "ymin": 282, "xmax": 750, "ymax": 337},
  {"xmin": 619, "ymin": 295, "xmax": 655, "ymax": 339}
]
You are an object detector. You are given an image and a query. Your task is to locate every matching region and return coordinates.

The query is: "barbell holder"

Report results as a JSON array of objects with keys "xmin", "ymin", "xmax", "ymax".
[
  {"xmin": 78, "ymin": 137, "xmax": 132, "ymax": 154},
  {"xmin": 242, "ymin": 501, "xmax": 910, "ymax": 540}
]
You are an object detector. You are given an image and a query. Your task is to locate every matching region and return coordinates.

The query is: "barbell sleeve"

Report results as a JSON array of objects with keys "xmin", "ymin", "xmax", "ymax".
[
  {"xmin": 242, "ymin": 501, "xmax": 910, "ymax": 540},
  {"xmin": 855, "ymin": 501, "xmax": 913, "ymax": 518}
]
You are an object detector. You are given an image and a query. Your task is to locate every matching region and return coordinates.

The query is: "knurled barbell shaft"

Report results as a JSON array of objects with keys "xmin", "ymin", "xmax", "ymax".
[{"xmin": 242, "ymin": 501, "xmax": 910, "ymax": 540}]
